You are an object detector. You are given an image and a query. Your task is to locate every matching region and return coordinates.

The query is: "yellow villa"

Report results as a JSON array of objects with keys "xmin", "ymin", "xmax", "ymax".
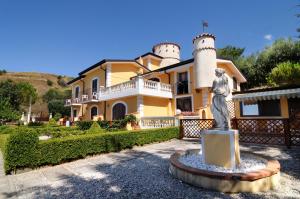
[{"xmin": 65, "ymin": 33, "xmax": 246, "ymax": 128}]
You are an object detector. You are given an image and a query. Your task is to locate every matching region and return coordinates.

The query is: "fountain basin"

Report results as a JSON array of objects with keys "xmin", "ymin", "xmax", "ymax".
[{"xmin": 169, "ymin": 149, "xmax": 280, "ymax": 193}]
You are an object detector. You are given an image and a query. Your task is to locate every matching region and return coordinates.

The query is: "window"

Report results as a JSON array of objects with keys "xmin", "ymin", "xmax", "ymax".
[
  {"xmin": 233, "ymin": 77, "xmax": 237, "ymax": 90},
  {"xmin": 177, "ymin": 72, "xmax": 189, "ymax": 94},
  {"xmin": 91, "ymin": 107, "xmax": 98, "ymax": 120},
  {"xmin": 75, "ymin": 86, "xmax": 80, "ymax": 98},
  {"xmin": 176, "ymin": 97, "xmax": 192, "ymax": 112},
  {"xmin": 92, "ymin": 78, "xmax": 98, "ymax": 93},
  {"xmin": 240, "ymin": 100, "xmax": 281, "ymax": 117},
  {"xmin": 112, "ymin": 102, "xmax": 127, "ymax": 120}
]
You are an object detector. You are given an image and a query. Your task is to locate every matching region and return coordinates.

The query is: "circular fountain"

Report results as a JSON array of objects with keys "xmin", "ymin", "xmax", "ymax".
[{"xmin": 169, "ymin": 149, "xmax": 280, "ymax": 193}]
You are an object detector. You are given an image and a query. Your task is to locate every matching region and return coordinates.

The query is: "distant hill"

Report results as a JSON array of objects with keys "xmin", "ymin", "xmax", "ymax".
[{"xmin": 0, "ymin": 72, "xmax": 73, "ymax": 117}]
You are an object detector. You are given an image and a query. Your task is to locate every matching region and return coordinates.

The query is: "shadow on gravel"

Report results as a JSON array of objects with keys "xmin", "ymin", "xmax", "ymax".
[{"xmin": 2, "ymin": 144, "xmax": 300, "ymax": 199}]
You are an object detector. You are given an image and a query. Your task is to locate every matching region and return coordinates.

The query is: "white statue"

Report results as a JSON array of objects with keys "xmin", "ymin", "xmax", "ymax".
[{"xmin": 211, "ymin": 68, "xmax": 231, "ymax": 130}]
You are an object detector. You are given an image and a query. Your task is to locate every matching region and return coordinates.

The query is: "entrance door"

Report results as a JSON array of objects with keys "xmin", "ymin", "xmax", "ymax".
[
  {"xmin": 112, "ymin": 103, "xmax": 126, "ymax": 120},
  {"xmin": 91, "ymin": 107, "xmax": 98, "ymax": 120}
]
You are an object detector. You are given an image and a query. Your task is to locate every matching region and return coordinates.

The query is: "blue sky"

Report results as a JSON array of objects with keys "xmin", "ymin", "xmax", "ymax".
[{"xmin": 0, "ymin": 0, "xmax": 298, "ymax": 77}]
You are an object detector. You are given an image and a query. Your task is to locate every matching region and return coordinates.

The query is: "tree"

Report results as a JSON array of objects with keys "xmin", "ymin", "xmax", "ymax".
[
  {"xmin": 43, "ymin": 89, "xmax": 71, "ymax": 103},
  {"xmin": 254, "ymin": 38, "xmax": 300, "ymax": 86},
  {"xmin": 0, "ymin": 80, "xmax": 23, "ymax": 110},
  {"xmin": 0, "ymin": 99, "xmax": 20, "ymax": 124},
  {"xmin": 267, "ymin": 61, "xmax": 300, "ymax": 86},
  {"xmin": 43, "ymin": 89, "xmax": 71, "ymax": 117},
  {"xmin": 217, "ymin": 46, "xmax": 245, "ymax": 61},
  {"xmin": 48, "ymin": 100, "xmax": 70, "ymax": 117}
]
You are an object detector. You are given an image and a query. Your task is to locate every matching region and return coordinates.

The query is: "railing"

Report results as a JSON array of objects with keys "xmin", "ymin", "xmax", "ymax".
[
  {"xmin": 66, "ymin": 77, "xmax": 173, "ymax": 104},
  {"xmin": 81, "ymin": 88, "xmax": 99, "ymax": 102},
  {"xmin": 179, "ymin": 118, "xmax": 300, "ymax": 147},
  {"xmin": 65, "ymin": 98, "xmax": 82, "ymax": 106},
  {"xmin": 100, "ymin": 79, "xmax": 136, "ymax": 96},
  {"xmin": 98, "ymin": 77, "xmax": 173, "ymax": 100},
  {"xmin": 140, "ymin": 117, "xmax": 176, "ymax": 129}
]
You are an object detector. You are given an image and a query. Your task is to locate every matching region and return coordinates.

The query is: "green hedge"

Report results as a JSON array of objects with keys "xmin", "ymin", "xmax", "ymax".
[{"xmin": 4, "ymin": 127, "xmax": 179, "ymax": 174}]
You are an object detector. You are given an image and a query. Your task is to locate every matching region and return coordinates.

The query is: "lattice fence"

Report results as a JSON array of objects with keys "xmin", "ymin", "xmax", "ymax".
[
  {"xmin": 180, "ymin": 119, "xmax": 214, "ymax": 138},
  {"xmin": 290, "ymin": 119, "xmax": 300, "ymax": 146},
  {"xmin": 226, "ymin": 100, "xmax": 235, "ymax": 119},
  {"xmin": 231, "ymin": 119, "xmax": 286, "ymax": 145},
  {"xmin": 180, "ymin": 118, "xmax": 300, "ymax": 147}
]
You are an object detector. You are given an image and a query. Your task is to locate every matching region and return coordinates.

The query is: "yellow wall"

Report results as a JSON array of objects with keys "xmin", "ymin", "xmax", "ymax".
[
  {"xmin": 151, "ymin": 59, "xmax": 161, "ymax": 70},
  {"xmin": 106, "ymin": 96, "xmax": 137, "ymax": 120},
  {"xmin": 143, "ymin": 96, "xmax": 172, "ymax": 116},
  {"xmin": 234, "ymin": 97, "xmax": 290, "ymax": 119},
  {"xmin": 111, "ymin": 63, "xmax": 140, "ymax": 85}
]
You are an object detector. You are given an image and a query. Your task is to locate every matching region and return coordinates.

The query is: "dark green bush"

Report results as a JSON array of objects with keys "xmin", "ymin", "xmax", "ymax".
[
  {"xmin": 4, "ymin": 129, "xmax": 39, "ymax": 172},
  {"xmin": 28, "ymin": 121, "xmax": 44, "ymax": 127},
  {"xmin": 98, "ymin": 120, "xmax": 110, "ymax": 129},
  {"xmin": 46, "ymin": 79, "xmax": 53, "ymax": 86},
  {"xmin": 76, "ymin": 121, "xmax": 93, "ymax": 130},
  {"xmin": 4, "ymin": 127, "xmax": 179, "ymax": 173}
]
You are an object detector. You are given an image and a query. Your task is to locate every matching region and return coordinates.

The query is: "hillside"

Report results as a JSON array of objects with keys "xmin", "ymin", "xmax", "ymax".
[{"xmin": 0, "ymin": 72, "xmax": 73, "ymax": 117}]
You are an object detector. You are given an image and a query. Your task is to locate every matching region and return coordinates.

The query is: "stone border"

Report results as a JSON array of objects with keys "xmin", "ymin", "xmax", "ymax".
[{"xmin": 169, "ymin": 149, "xmax": 280, "ymax": 193}]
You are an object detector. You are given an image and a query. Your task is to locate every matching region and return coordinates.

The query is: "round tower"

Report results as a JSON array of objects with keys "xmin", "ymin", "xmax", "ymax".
[
  {"xmin": 152, "ymin": 42, "xmax": 180, "ymax": 67},
  {"xmin": 193, "ymin": 33, "xmax": 217, "ymax": 89}
]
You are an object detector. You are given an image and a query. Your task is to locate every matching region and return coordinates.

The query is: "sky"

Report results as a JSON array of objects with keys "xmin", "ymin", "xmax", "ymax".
[{"xmin": 0, "ymin": 0, "xmax": 298, "ymax": 77}]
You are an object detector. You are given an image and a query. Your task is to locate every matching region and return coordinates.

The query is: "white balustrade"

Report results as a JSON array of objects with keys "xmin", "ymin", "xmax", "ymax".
[{"xmin": 140, "ymin": 117, "xmax": 176, "ymax": 129}]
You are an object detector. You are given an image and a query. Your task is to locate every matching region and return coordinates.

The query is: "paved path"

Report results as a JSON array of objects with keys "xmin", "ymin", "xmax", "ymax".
[{"xmin": 0, "ymin": 139, "xmax": 299, "ymax": 199}]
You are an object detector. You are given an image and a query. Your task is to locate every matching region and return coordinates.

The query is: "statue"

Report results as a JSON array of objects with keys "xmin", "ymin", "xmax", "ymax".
[{"xmin": 211, "ymin": 68, "xmax": 231, "ymax": 130}]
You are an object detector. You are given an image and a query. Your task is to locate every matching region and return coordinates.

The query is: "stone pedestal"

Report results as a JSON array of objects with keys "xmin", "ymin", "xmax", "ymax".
[{"xmin": 201, "ymin": 129, "xmax": 240, "ymax": 169}]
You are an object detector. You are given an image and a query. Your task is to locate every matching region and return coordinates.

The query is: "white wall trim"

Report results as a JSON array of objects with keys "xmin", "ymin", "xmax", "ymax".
[
  {"xmin": 147, "ymin": 58, "xmax": 152, "ymax": 70},
  {"xmin": 174, "ymin": 94, "xmax": 194, "ymax": 113},
  {"xmin": 111, "ymin": 101, "xmax": 128, "ymax": 120},
  {"xmin": 106, "ymin": 63, "xmax": 112, "ymax": 87},
  {"xmin": 137, "ymin": 95, "xmax": 144, "ymax": 117}
]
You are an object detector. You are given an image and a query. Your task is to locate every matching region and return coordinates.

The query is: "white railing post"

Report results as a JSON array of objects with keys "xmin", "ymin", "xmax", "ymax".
[
  {"xmin": 136, "ymin": 76, "xmax": 144, "ymax": 94},
  {"xmin": 157, "ymin": 82, "xmax": 161, "ymax": 92}
]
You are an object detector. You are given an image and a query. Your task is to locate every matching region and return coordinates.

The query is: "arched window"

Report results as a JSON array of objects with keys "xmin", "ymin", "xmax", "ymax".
[
  {"xmin": 91, "ymin": 106, "xmax": 98, "ymax": 120},
  {"xmin": 112, "ymin": 102, "xmax": 127, "ymax": 120},
  {"xmin": 149, "ymin": 77, "xmax": 160, "ymax": 82}
]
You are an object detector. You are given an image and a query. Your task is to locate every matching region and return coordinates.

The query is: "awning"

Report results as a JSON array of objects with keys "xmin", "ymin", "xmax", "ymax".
[{"xmin": 232, "ymin": 88, "xmax": 300, "ymax": 102}]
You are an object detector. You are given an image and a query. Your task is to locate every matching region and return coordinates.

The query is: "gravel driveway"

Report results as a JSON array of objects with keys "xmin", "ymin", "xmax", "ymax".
[{"xmin": 0, "ymin": 139, "xmax": 299, "ymax": 199}]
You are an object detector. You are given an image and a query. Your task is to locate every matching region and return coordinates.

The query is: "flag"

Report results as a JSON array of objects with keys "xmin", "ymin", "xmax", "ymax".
[{"xmin": 203, "ymin": 21, "xmax": 208, "ymax": 27}]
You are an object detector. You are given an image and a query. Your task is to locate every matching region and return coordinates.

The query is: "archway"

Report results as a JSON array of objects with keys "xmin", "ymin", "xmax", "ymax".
[
  {"xmin": 91, "ymin": 106, "xmax": 98, "ymax": 120},
  {"xmin": 112, "ymin": 102, "xmax": 127, "ymax": 120}
]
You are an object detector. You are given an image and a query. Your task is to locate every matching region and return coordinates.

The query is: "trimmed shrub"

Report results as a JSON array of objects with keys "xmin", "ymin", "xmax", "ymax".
[
  {"xmin": 88, "ymin": 122, "xmax": 104, "ymax": 133},
  {"xmin": 4, "ymin": 127, "xmax": 179, "ymax": 173},
  {"xmin": 4, "ymin": 129, "xmax": 39, "ymax": 173},
  {"xmin": 48, "ymin": 118, "xmax": 58, "ymax": 126},
  {"xmin": 0, "ymin": 134, "xmax": 9, "ymax": 152}
]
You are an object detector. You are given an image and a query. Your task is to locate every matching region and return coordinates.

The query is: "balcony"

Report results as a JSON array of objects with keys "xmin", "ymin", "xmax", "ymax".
[
  {"xmin": 65, "ymin": 77, "xmax": 173, "ymax": 106},
  {"xmin": 65, "ymin": 98, "xmax": 82, "ymax": 106},
  {"xmin": 98, "ymin": 77, "xmax": 173, "ymax": 101}
]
